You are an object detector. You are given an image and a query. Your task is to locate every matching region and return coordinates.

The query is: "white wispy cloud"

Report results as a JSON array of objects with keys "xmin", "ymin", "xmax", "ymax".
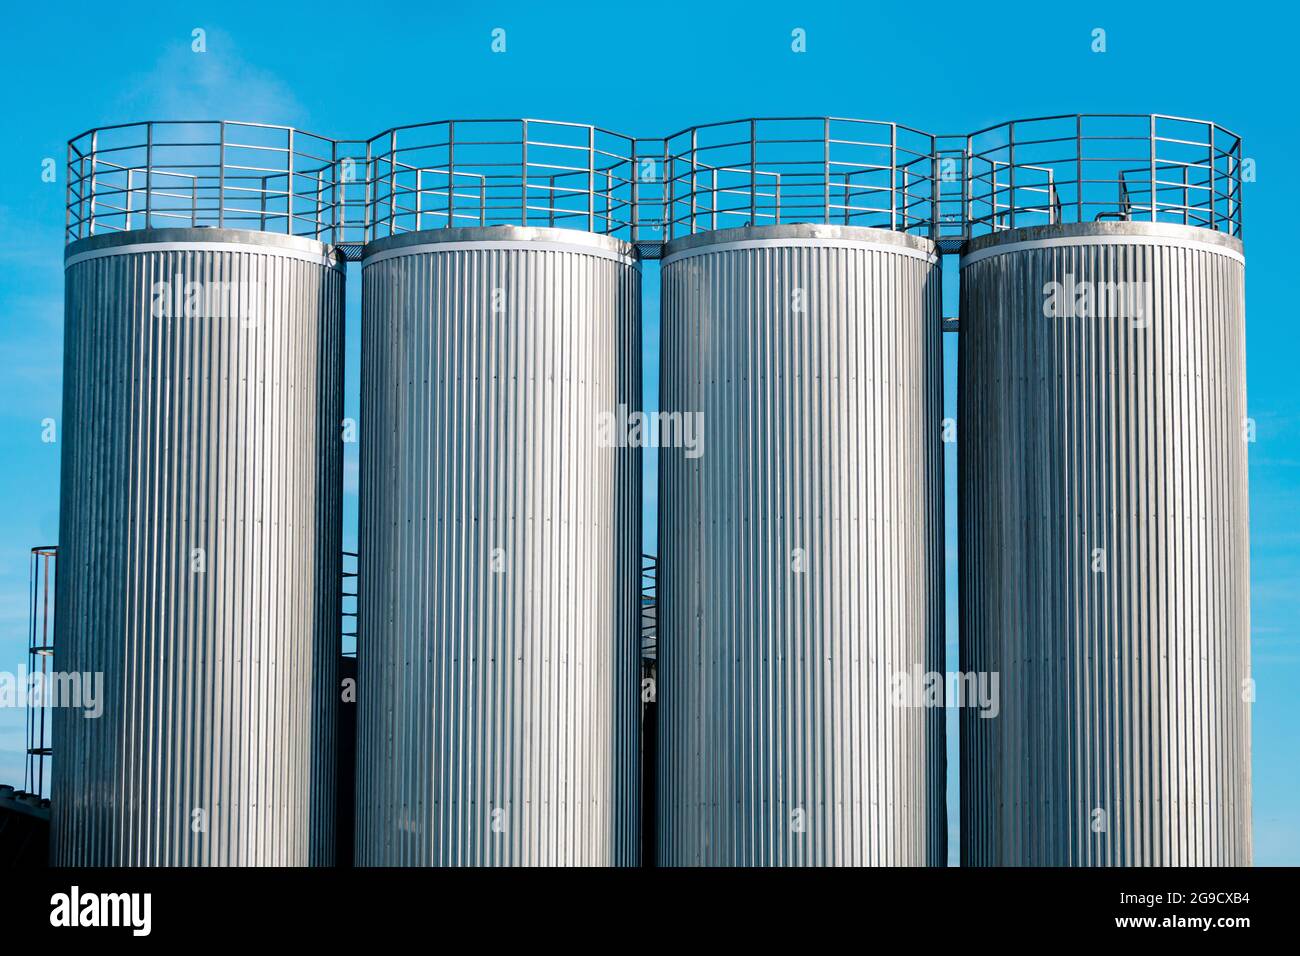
[{"xmin": 114, "ymin": 28, "xmax": 306, "ymax": 125}]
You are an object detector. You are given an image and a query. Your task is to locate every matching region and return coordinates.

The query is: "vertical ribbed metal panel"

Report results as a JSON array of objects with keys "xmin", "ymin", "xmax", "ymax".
[
  {"xmin": 356, "ymin": 226, "xmax": 642, "ymax": 866},
  {"xmin": 52, "ymin": 228, "xmax": 344, "ymax": 866},
  {"xmin": 958, "ymin": 222, "xmax": 1251, "ymax": 866},
  {"xmin": 657, "ymin": 225, "xmax": 946, "ymax": 866}
]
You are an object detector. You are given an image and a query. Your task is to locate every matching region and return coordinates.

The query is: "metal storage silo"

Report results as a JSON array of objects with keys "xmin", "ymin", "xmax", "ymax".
[
  {"xmin": 51, "ymin": 123, "xmax": 346, "ymax": 866},
  {"xmin": 959, "ymin": 115, "xmax": 1251, "ymax": 865},
  {"xmin": 55, "ymin": 229, "xmax": 344, "ymax": 866},
  {"xmin": 656, "ymin": 119, "xmax": 947, "ymax": 865},
  {"xmin": 354, "ymin": 121, "xmax": 642, "ymax": 865}
]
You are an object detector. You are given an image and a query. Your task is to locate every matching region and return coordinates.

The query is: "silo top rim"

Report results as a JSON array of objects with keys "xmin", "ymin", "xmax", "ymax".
[
  {"xmin": 662, "ymin": 223, "xmax": 937, "ymax": 259},
  {"xmin": 362, "ymin": 225, "xmax": 636, "ymax": 262},
  {"xmin": 65, "ymin": 227, "xmax": 344, "ymax": 265},
  {"xmin": 961, "ymin": 221, "xmax": 1244, "ymax": 263}
]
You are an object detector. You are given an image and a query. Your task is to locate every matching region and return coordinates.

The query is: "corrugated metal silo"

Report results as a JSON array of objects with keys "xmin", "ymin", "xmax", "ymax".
[
  {"xmin": 354, "ymin": 121, "xmax": 643, "ymax": 865},
  {"xmin": 656, "ymin": 118, "xmax": 947, "ymax": 866},
  {"xmin": 53, "ymin": 226, "xmax": 345, "ymax": 865},
  {"xmin": 958, "ymin": 116, "xmax": 1251, "ymax": 865}
]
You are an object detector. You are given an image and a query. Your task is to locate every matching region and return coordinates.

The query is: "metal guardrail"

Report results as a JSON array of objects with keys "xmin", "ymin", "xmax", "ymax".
[
  {"xmin": 964, "ymin": 114, "xmax": 1243, "ymax": 237},
  {"xmin": 663, "ymin": 117, "xmax": 936, "ymax": 238},
  {"xmin": 66, "ymin": 120, "xmax": 368, "ymax": 243},
  {"xmin": 364, "ymin": 119, "xmax": 643, "ymax": 240},
  {"xmin": 65, "ymin": 114, "xmax": 1246, "ymax": 246}
]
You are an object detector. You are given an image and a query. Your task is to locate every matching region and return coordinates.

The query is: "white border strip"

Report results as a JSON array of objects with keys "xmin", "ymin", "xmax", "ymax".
[
  {"xmin": 662, "ymin": 236, "xmax": 938, "ymax": 266},
  {"xmin": 363, "ymin": 239, "xmax": 636, "ymax": 267},
  {"xmin": 961, "ymin": 234, "xmax": 1244, "ymax": 268},
  {"xmin": 66, "ymin": 240, "xmax": 340, "ymax": 269}
]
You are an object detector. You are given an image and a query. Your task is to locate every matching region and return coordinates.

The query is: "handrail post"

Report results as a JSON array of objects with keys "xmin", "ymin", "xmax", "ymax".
[
  {"xmin": 1149, "ymin": 115, "xmax": 1158, "ymax": 222},
  {"xmin": 64, "ymin": 141, "xmax": 72, "ymax": 239},
  {"xmin": 934, "ymin": 140, "xmax": 944, "ymax": 240},
  {"xmin": 1007, "ymin": 121, "xmax": 1015, "ymax": 230},
  {"xmin": 967, "ymin": 132, "xmax": 977, "ymax": 238},
  {"xmin": 587, "ymin": 125, "xmax": 595, "ymax": 233},
  {"xmin": 89, "ymin": 129, "xmax": 98, "ymax": 235},
  {"xmin": 1183, "ymin": 163, "xmax": 1189, "ymax": 226},
  {"xmin": 631, "ymin": 141, "xmax": 640, "ymax": 241},
  {"xmin": 363, "ymin": 139, "xmax": 374, "ymax": 243},
  {"xmin": 823, "ymin": 118, "xmax": 830, "ymax": 225},
  {"xmin": 1208, "ymin": 124, "xmax": 1216, "ymax": 230},
  {"xmin": 521, "ymin": 120, "xmax": 528, "ymax": 227},
  {"xmin": 1236, "ymin": 137, "xmax": 1243, "ymax": 237},
  {"xmin": 1076, "ymin": 114, "xmax": 1083, "ymax": 225},
  {"xmin": 890, "ymin": 123, "xmax": 897, "ymax": 232},
  {"xmin": 749, "ymin": 120, "xmax": 756, "ymax": 227},
  {"xmin": 144, "ymin": 122, "xmax": 153, "ymax": 230},
  {"xmin": 904, "ymin": 168, "xmax": 911, "ymax": 228},
  {"xmin": 964, "ymin": 133, "xmax": 973, "ymax": 238},
  {"xmin": 934, "ymin": 137, "xmax": 941, "ymax": 239},
  {"xmin": 691, "ymin": 127, "xmax": 699, "ymax": 233},
  {"xmin": 330, "ymin": 141, "xmax": 339, "ymax": 243},
  {"xmin": 287, "ymin": 126, "xmax": 295, "ymax": 235},
  {"xmin": 388, "ymin": 129, "xmax": 397, "ymax": 233},
  {"xmin": 218, "ymin": 121, "xmax": 226, "ymax": 229},
  {"xmin": 666, "ymin": 140, "xmax": 675, "ymax": 240}
]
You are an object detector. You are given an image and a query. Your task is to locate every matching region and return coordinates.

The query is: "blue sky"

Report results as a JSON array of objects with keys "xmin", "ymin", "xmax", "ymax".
[{"xmin": 0, "ymin": 1, "xmax": 1295, "ymax": 865}]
